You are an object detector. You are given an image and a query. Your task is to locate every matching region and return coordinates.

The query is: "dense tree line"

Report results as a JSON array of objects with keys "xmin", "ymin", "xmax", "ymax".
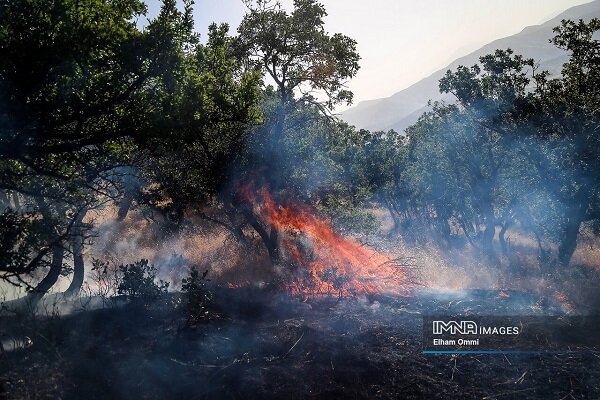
[
  {"xmin": 0, "ymin": 0, "xmax": 598, "ymax": 303},
  {"xmin": 369, "ymin": 19, "xmax": 600, "ymax": 268}
]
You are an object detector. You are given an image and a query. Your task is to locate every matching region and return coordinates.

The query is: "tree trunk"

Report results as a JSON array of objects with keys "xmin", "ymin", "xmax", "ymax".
[
  {"xmin": 274, "ymin": 106, "xmax": 285, "ymax": 141},
  {"xmin": 26, "ymin": 244, "xmax": 64, "ymax": 307},
  {"xmin": 481, "ymin": 206, "xmax": 497, "ymax": 263},
  {"xmin": 26, "ymin": 199, "xmax": 65, "ymax": 307},
  {"xmin": 381, "ymin": 195, "xmax": 400, "ymax": 233},
  {"xmin": 12, "ymin": 192, "xmax": 21, "ymax": 210},
  {"xmin": 64, "ymin": 211, "xmax": 87, "ymax": 297},
  {"xmin": 268, "ymin": 228, "xmax": 279, "ymax": 262},
  {"xmin": 224, "ymin": 202, "xmax": 250, "ymax": 245},
  {"xmin": 117, "ymin": 194, "xmax": 133, "ymax": 221},
  {"xmin": 241, "ymin": 207, "xmax": 280, "ymax": 264},
  {"xmin": 273, "ymin": 91, "xmax": 288, "ymax": 143},
  {"xmin": 0, "ymin": 190, "xmax": 10, "ymax": 210},
  {"xmin": 457, "ymin": 216, "xmax": 475, "ymax": 246},
  {"xmin": 499, "ymin": 221, "xmax": 511, "ymax": 256},
  {"xmin": 434, "ymin": 206, "xmax": 452, "ymax": 247},
  {"xmin": 558, "ymin": 211, "xmax": 583, "ymax": 267}
]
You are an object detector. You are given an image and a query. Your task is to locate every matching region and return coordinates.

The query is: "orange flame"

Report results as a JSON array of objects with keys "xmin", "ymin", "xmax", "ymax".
[
  {"xmin": 552, "ymin": 290, "xmax": 575, "ymax": 311},
  {"xmin": 226, "ymin": 280, "xmax": 251, "ymax": 289},
  {"xmin": 237, "ymin": 182, "xmax": 415, "ymax": 298}
]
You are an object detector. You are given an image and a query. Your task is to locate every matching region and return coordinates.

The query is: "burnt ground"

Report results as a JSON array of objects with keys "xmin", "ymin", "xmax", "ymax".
[{"xmin": 0, "ymin": 288, "xmax": 599, "ymax": 400}]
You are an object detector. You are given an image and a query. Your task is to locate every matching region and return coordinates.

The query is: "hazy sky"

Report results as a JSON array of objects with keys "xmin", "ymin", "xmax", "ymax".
[{"xmin": 149, "ymin": 0, "xmax": 592, "ymax": 107}]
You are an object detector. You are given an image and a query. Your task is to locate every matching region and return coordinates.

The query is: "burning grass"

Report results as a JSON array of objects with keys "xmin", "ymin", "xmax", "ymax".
[
  {"xmin": 77, "ymin": 186, "xmax": 600, "ymax": 314},
  {"xmin": 238, "ymin": 182, "xmax": 417, "ymax": 298}
]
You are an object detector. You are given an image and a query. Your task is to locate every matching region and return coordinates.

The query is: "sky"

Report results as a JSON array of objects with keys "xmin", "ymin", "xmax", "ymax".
[{"xmin": 147, "ymin": 0, "xmax": 592, "ymax": 108}]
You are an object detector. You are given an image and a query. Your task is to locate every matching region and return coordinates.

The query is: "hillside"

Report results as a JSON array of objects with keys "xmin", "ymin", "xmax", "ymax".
[{"xmin": 340, "ymin": 0, "xmax": 600, "ymax": 133}]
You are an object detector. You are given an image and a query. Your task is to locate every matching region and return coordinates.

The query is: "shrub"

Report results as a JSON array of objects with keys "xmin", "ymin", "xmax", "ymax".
[
  {"xmin": 89, "ymin": 258, "xmax": 119, "ymax": 306},
  {"xmin": 181, "ymin": 267, "xmax": 212, "ymax": 322},
  {"xmin": 117, "ymin": 259, "xmax": 169, "ymax": 304}
]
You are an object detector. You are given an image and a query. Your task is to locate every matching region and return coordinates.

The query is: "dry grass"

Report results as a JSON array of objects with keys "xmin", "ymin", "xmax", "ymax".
[
  {"xmin": 88, "ymin": 206, "xmax": 277, "ymax": 290},
  {"xmin": 79, "ymin": 205, "xmax": 600, "ymax": 311}
]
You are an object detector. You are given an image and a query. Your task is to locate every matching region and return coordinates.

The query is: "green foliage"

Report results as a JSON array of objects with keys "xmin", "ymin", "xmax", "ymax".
[
  {"xmin": 1, "ymin": 0, "xmax": 597, "ymax": 297},
  {"xmin": 535, "ymin": 18, "xmax": 600, "ymax": 264},
  {"xmin": 0, "ymin": 0, "xmax": 261, "ymax": 286},
  {"xmin": 377, "ymin": 19, "xmax": 600, "ymax": 265},
  {"xmin": 316, "ymin": 186, "xmax": 377, "ymax": 235},
  {"xmin": 393, "ymin": 49, "xmax": 552, "ymax": 259},
  {"xmin": 138, "ymin": 22, "xmax": 262, "ymax": 214},
  {"xmin": 117, "ymin": 259, "xmax": 169, "ymax": 304},
  {"xmin": 0, "ymin": 0, "xmax": 201, "ymax": 284},
  {"xmin": 0, "ymin": 211, "xmax": 47, "ymax": 279},
  {"xmin": 237, "ymin": 0, "xmax": 360, "ymax": 110},
  {"xmin": 0, "ymin": 0, "xmax": 157, "ymax": 162},
  {"xmin": 233, "ymin": 0, "xmax": 362, "ymax": 238},
  {"xmin": 180, "ymin": 267, "xmax": 213, "ymax": 321}
]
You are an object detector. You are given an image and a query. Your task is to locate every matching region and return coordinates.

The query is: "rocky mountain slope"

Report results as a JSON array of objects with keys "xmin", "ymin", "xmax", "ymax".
[{"xmin": 341, "ymin": 1, "xmax": 600, "ymax": 133}]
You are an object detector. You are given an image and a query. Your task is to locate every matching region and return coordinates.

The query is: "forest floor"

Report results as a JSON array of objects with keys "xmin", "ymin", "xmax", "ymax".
[{"xmin": 1, "ymin": 287, "xmax": 599, "ymax": 400}]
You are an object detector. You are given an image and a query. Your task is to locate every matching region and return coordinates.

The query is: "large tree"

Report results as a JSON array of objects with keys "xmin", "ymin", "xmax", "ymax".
[
  {"xmin": 0, "ymin": 0, "xmax": 261, "ymax": 299},
  {"xmin": 234, "ymin": 0, "xmax": 360, "ymax": 263},
  {"xmin": 0, "ymin": 0, "xmax": 197, "ymax": 165},
  {"xmin": 236, "ymin": 0, "xmax": 360, "ymax": 139},
  {"xmin": 133, "ymin": 22, "xmax": 261, "ymax": 232},
  {"xmin": 534, "ymin": 18, "xmax": 600, "ymax": 266},
  {"xmin": 404, "ymin": 49, "xmax": 539, "ymax": 261}
]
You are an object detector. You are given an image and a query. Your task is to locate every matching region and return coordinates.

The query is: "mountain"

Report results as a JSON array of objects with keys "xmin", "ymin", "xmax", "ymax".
[{"xmin": 340, "ymin": 0, "xmax": 600, "ymax": 133}]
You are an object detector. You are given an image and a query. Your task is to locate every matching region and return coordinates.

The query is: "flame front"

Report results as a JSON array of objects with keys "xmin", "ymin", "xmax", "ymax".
[{"xmin": 238, "ymin": 182, "xmax": 415, "ymax": 298}]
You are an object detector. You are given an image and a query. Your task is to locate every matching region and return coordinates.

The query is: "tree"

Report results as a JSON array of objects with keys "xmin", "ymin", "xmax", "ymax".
[
  {"xmin": 236, "ymin": 0, "xmax": 360, "ymax": 172},
  {"xmin": 0, "ymin": 0, "xmax": 196, "ymax": 165},
  {"xmin": 133, "ymin": 22, "xmax": 261, "ymax": 237},
  {"xmin": 0, "ymin": 0, "xmax": 261, "ymax": 299},
  {"xmin": 403, "ymin": 49, "xmax": 539, "ymax": 261},
  {"xmin": 237, "ymin": 0, "xmax": 360, "ymax": 123},
  {"xmin": 533, "ymin": 18, "xmax": 600, "ymax": 266},
  {"xmin": 234, "ymin": 0, "xmax": 360, "ymax": 263},
  {"xmin": 0, "ymin": 0, "xmax": 194, "ymax": 287},
  {"xmin": 397, "ymin": 19, "xmax": 600, "ymax": 268},
  {"xmin": 324, "ymin": 125, "xmax": 405, "ymax": 234}
]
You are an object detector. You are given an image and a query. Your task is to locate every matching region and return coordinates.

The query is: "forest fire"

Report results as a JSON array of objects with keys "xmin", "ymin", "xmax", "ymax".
[{"xmin": 237, "ymin": 182, "xmax": 416, "ymax": 298}]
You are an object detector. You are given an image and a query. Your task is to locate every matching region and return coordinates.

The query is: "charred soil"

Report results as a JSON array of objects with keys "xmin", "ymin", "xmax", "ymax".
[{"xmin": 0, "ymin": 288, "xmax": 599, "ymax": 400}]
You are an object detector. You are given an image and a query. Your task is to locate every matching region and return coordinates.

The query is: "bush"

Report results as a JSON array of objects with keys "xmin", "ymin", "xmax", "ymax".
[
  {"xmin": 181, "ymin": 267, "xmax": 212, "ymax": 322},
  {"xmin": 117, "ymin": 259, "xmax": 169, "ymax": 304},
  {"xmin": 89, "ymin": 258, "xmax": 119, "ymax": 306}
]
